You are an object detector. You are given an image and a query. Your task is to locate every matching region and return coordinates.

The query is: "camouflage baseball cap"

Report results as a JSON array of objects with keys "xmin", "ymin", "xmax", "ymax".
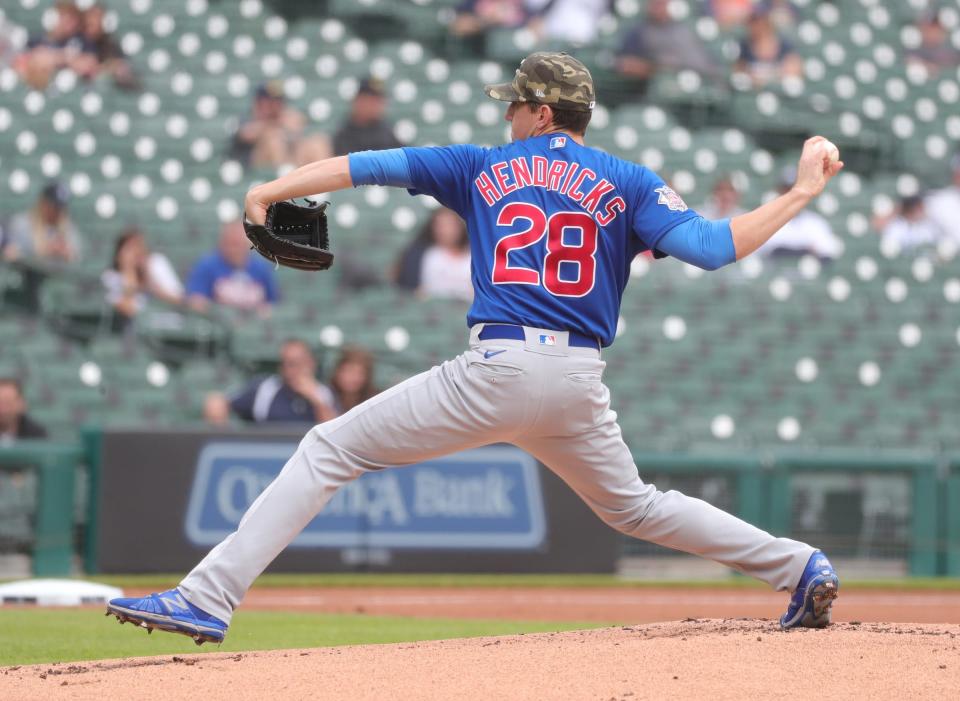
[{"xmin": 484, "ymin": 52, "xmax": 595, "ymax": 113}]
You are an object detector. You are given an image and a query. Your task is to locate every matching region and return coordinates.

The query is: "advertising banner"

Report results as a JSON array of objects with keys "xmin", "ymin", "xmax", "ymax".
[
  {"xmin": 95, "ymin": 429, "xmax": 617, "ymax": 573},
  {"xmin": 184, "ymin": 442, "xmax": 546, "ymax": 550}
]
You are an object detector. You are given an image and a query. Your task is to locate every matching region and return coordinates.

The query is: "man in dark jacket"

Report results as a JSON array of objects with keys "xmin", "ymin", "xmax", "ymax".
[{"xmin": 332, "ymin": 77, "xmax": 405, "ymax": 155}]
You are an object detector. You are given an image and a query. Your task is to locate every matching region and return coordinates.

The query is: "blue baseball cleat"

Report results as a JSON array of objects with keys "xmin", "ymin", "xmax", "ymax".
[
  {"xmin": 780, "ymin": 550, "xmax": 839, "ymax": 629},
  {"xmin": 106, "ymin": 588, "xmax": 228, "ymax": 645}
]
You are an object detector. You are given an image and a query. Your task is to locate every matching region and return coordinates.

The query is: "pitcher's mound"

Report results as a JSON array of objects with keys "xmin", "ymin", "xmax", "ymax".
[{"xmin": 4, "ymin": 619, "xmax": 959, "ymax": 700}]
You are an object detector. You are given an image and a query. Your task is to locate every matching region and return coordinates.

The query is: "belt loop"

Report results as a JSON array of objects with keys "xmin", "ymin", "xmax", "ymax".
[{"xmin": 469, "ymin": 324, "xmax": 484, "ymax": 345}]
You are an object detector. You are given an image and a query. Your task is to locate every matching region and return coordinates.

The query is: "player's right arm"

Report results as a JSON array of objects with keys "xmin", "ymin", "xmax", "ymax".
[
  {"xmin": 728, "ymin": 136, "xmax": 843, "ymax": 259},
  {"xmin": 649, "ymin": 136, "xmax": 843, "ymax": 269}
]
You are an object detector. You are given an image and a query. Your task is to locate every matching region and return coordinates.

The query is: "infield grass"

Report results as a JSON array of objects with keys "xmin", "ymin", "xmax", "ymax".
[{"xmin": 0, "ymin": 609, "xmax": 607, "ymax": 667}]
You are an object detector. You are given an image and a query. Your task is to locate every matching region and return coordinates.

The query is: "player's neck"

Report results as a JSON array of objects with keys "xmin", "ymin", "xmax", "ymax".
[{"xmin": 535, "ymin": 127, "xmax": 584, "ymax": 145}]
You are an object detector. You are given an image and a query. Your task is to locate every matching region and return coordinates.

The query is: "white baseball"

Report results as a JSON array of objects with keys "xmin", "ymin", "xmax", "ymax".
[{"xmin": 823, "ymin": 140, "xmax": 840, "ymax": 164}]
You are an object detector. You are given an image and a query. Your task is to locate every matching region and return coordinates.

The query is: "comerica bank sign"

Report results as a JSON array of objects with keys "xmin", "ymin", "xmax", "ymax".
[{"xmin": 184, "ymin": 443, "xmax": 547, "ymax": 550}]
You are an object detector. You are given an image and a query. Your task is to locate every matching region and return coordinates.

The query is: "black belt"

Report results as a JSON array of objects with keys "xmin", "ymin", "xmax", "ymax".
[{"xmin": 478, "ymin": 324, "xmax": 600, "ymax": 350}]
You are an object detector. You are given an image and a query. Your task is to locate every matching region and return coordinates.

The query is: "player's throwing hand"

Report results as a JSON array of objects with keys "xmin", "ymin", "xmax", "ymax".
[{"xmin": 792, "ymin": 135, "xmax": 844, "ymax": 199}]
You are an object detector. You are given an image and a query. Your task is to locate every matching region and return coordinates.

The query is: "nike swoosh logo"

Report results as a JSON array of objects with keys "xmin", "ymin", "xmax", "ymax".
[{"xmin": 484, "ymin": 349, "xmax": 507, "ymax": 359}]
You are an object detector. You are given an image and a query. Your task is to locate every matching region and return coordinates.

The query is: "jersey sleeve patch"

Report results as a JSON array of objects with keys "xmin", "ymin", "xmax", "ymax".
[{"xmin": 654, "ymin": 185, "xmax": 688, "ymax": 212}]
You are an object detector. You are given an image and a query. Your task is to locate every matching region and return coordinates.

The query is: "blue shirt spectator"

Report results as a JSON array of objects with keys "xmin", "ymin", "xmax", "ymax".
[{"xmin": 186, "ymin": 220, "xmax": 279, "ymax": 314}]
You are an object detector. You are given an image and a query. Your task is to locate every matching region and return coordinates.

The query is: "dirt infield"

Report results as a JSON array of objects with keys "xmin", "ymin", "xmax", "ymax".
[
  {"xmin": 4, "ymin": 619, "xmax": 959, "ymax": 700},
  {"xmin": 4, "ymin": 587, "xmax": 960, "ymax": 699},
  {"xmin": 129, "ymin": 585, "xmax": 960, "ymax": 624}
]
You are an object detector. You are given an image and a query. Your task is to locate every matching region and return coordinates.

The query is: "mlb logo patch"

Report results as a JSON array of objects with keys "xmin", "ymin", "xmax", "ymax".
[
  {"xmin": 549, "ymin": 136, "xmax": 566, "ymax": 150},
  {"xmin": 654, "ymin": 185, "xmax": 689, "ymax": 212},
  {"xmin": 538, "ymin": 334, "xmax": 557, "ymax": 346}
]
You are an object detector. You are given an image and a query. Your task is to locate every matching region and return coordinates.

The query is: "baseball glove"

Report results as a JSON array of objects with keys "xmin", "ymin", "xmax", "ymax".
[{"xmin": 243, "ymin": 198, "xmax": 333, "ymax": 271}]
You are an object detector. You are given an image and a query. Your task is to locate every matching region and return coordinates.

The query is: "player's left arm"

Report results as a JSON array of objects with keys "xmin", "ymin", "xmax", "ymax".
[
  {"xmin": 728, "ymin": 136, "xmax": 842, "ymax": 259},
  {"xmin": 244, "ymin": 146, "xmax": 476, "ymax": 226},
  {"xmin": 244, "ymin": 155, "xmax": 354, "ymax": 225}
]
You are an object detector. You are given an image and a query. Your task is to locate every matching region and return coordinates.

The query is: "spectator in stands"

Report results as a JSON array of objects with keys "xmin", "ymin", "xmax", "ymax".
[
  {"xmin": 14, "ymin": 1, "xmax": 94, "ymax": 90},
  {"xmin": 203, "ymin": 339, "xmax": 336, "ymax": 426},
  {"xmin": 393, "ymin": 218, "xmax": 436, "ymax": 292},
  {"xmin": 908, "ymin": 13, "xmax": 960, "ymax": 75},
  {"xmin": 525, "ymin": 0, "xmax": 607, "ymax": 45},
  {"xmin": 332, "ymin": 77, "xmax": 405, "ymax": 156},
  {"xmin": 763, "ymin": 0, "xmax": 799, "ymax": 32},
  {"xmin": 755, "ymin": 168, "xmax": 843, "ymax": 260},
  {"xmin": 101, "ymin": 228, "xmax": 184, "ymax": 324},
  {"xmin": 0, "ymin": 16, "xmax": 24, "ymax": 69},
  {"xmin": 417, "ymin": 208, "xmax": 473, "ymax": 302},
  {"xmin": 186, "ymin": 220, "xmax": 279, "ymax": 315},
  {"xmin": 232, "ymin": 81, "xmax": 331, "ymax": 168},
  {"xmin": 925, "ymin": 152, "xmax": 960, "ymax": 246},
  {"xmin": 880, "ymin": 195, "xmax": 943, "ymax": 253},
  {"xmin": 707, "ymin": 0, "xmax": 754, "ymax": 30},
  {"xmin": 0, "ymin": 378, "xmax": 47, "ymax": 443},
  {"xmin": 708, "ymin": 0, "xmax": 796, "ymax": 31},
  {"xmin": 80, "ymin": 3, "xmax": 139, "ymax": 90},
  {"xmin": 616, "ymin": 0, "xmax": 721, "ymax": 85},
  {"xmin": 451, "ymin": 0, "xmax": 528, "ymax": 38},
  {"xmin": 698, "ymin": 175, "xmax": 746, "ymax": 220},
  {"xmin": 2, "ymin": 182, "xmax": 82, "ymax": 264},
  {"xmin": 329, "ymin": 346, "xmax": 379, "ymax": 415},
  {"xmin": 734, "ymin": 7, "xmax": 802, "ymax": 87}
]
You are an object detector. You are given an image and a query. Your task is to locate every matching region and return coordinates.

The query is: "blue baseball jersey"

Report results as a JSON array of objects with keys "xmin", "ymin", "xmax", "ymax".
[{"xmin": 403, "ymin": 134, "xmax": 698, "ymax": 347}]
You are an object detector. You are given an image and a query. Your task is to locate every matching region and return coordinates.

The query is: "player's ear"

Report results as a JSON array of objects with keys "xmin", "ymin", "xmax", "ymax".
[{"xmin": 539, "ymin": 104, "xmax": 553, "ymax": 129}]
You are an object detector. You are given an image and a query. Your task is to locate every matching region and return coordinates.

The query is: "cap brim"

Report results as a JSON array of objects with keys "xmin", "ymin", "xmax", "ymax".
[{"xmin": 484, "ymin": 82, "xmax": 524, "ymax": 103}]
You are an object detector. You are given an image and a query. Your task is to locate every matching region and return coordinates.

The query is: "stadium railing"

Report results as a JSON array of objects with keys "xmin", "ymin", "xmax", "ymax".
[{"xmin": 0, "ymin": 440, "xmax": 82, "ymax": 577}]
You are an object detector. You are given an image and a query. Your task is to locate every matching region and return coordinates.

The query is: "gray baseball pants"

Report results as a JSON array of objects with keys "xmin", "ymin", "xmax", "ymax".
[{"xmin": 180, "ymin": 325, "xmax": 814, "ymax": 624}]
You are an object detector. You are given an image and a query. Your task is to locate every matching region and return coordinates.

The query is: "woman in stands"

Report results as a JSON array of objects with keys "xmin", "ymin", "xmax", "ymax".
[
  {"xmin": 417, "ymin": 207, "xmax": 473, "ymax": 302},
  {"xmin": 81, "ymin": 3, "xmax": 139, "ymax": 90},
  {"xmin": 329, "ymin": 346, "xmax": 379, "ymax": 415},
  {"xmin": 101, "ymin": 228, "xmax": 183, "ymax": 327}
]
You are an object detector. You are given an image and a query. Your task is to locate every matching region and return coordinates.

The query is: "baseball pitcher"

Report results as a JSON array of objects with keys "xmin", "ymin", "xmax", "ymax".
[{"xmin": 107, "ymin": 53, "xmax": 841, "ymax": 643}]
